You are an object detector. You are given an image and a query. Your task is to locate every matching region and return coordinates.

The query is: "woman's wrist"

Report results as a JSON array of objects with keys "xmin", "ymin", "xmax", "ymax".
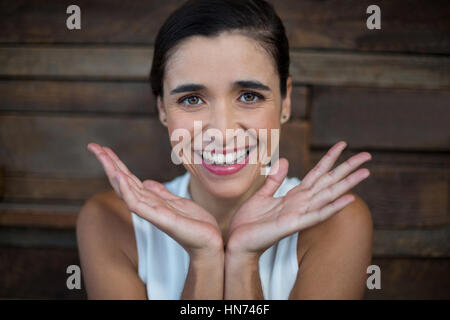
[
  {"xmin": 182, "ymin": 250, "xmax": 225, "ymax": 299},
  {"xmin": 224, "ymin": 251, "xmax": 264, "ymax": 299}
]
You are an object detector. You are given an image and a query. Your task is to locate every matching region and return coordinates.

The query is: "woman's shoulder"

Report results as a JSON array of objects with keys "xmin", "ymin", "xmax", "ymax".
[
  {"xmin": 296, "ymin": 192, "xmax": 373, "ymax": 266},
  {"xmin": 77, "ymin": 190, "xmax": 138, "ymax": 268}
]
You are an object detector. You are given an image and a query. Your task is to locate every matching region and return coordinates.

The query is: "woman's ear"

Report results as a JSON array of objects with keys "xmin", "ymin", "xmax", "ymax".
[
  {"xmin": 280, "ymin": 76, "xmax": 292, "ymax": 124},
  {"xmin": 156, "ymin": 95, "xmax": 168, "ymax": 127}
]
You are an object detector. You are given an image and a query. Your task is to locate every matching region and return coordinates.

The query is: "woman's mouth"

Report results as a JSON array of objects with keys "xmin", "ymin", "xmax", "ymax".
[{"xmin": 195, "ymin": 146, "xmax": 255, "ymax": 176}]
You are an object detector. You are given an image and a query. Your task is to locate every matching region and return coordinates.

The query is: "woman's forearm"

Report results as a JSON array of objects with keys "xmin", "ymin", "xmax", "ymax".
[
  {"xmin": 224, "ymin": 253, "xmax": 264, "ymax": 299},
  {"xmin": 181, "ymin": 252, "xmax": 224, "ymax": 299}
]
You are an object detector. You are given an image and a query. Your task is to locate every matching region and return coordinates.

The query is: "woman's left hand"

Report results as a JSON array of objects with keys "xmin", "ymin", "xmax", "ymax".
[{"xmin": 225, "ymin": 141, "xmax": 372, "ymax": 260}]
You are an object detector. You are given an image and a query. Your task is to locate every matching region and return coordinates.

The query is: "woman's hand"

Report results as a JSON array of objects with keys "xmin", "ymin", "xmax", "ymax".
[
  {"xmin": 225, "ymin": 141, "xmax": 372, "ymax": 259},
  {"xmin": 87, "ymin": 143, "xmax": 223, "ymax": 259}
]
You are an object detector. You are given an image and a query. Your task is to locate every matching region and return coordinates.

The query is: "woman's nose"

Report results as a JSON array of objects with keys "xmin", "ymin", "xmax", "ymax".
[{"xmin": 207, "ymin": 103, "xmax": 238, "ymax": 135}]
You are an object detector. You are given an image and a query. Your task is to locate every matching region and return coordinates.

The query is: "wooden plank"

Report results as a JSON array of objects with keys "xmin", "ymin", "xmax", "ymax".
[
  {"xmin": 0, "ymin": 0, "xmax": 181, "ymax": 45},
  {"xmin": 274, "ymin": 0, "xmax": 450, "ymax": 54},
  {"xmin": 373, "ymin": 227, "xmax": 450, "ymax": 258},
  {"xmin": 0, "ymin": 80, "xmax": 308, "ymax": 118},
  {"xmin": 0, "ymin": 115, "xmax": 309, "ymax": 201},
  {"xmin": 1, "ymin": 0, "xmax": 448, "ymax": 54},
  {"xmin": 0, "ymin": 80, "xmax": 156, "ymax": 115},
  {"xmin": 311, "ymin": 150, "xmax": 449, "ymax": 228},
  {"xmin": 290, "ymin": 86, "xmax": 308, "ymax": 119},
  {"xmin": 0, "ymin": 46, "xmax": 153, "ymax": 80},
  {"xmin": 1, "ymin": 204, "xmax": 449, "ymax": 259},
  {"xmin": 3, "ymin": 175, "xmax": 115, "ymax": 203},
  {"xmin": 0, "ymin": 227, "xmax": 77, "ymax": 248},
  {"xmin": 310, "ymin": 86, "xmax": 450, "ymax": 151},
  {"xmin": 0, "ymin": 246, "xmax": 86, "ymax": 299},
  {"xmin": 1, "ymin": 46, "xmax": 448, "ymax": 89},
  {"xmin": 280, "ymin": 120, "xmax": 310, "ymax": 178},
  {"xmin": 0, "ymin": 203, "xmax": 79, "ymax": 229},
  {"xmin": 0, "ymin": 166, "xmax": 4, "ymax": 197},
  {"xmin": 0, "ymin": 114, "xmax": 175, "ymax": 178},
  {"xmin": 290, "ymin": 50, "xmax": 450, "ymax": 89},
  {"xmin": 364, "ymin": 258, "xmax": 450, "ymax": 299},
  {"xmin": 0, "ymin": 245, "xmax": 448, "ymax": 299}
]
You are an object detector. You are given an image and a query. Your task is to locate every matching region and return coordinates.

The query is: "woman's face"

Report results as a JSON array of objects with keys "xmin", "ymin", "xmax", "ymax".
[{"xmin": 158, "ymin": 32, "xmax": 291, "ymax": 199}]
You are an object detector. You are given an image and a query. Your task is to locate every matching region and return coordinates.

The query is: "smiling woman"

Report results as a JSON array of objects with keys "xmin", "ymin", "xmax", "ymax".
[{"xmin": 76, "ymin": 0, "xmax": 373, "ymax": 300}]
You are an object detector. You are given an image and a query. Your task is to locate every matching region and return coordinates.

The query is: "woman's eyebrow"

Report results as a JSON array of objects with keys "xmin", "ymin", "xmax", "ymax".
[
  {"xmin": 233, "ymin": 80, "xmax": 271, "ymax": 92},
  {"xmin": 169, "ymin": 80, "xmax": 271, "ymax": 95},
  {"xmin": 170, "ymin": 83, "xmax": 206, "ymax": 95}
]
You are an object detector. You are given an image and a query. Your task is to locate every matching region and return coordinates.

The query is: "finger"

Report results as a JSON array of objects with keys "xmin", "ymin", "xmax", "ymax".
[
  {"xmin": 115, "ymin": 170, "xmax": 140, "ymax": 205},
  {"xmin": 293, "ymin": 194, "xmax": 355, "ymax": 231},
  {"xmin": 143, "ymin": 180, "xmax": 180, "ymax": 200},
  {"xmin": 88, "ymin": 143, "xmax": 120, "ymax": 191},
  {"xmin": 117, "ymin": 171, "xmax": 175, "ymax": 230},
  {"xmin": 310, "ymin": 152, "xmax": 372, "ymax": 195},
  {"xmin": 308, "ymin": 168, "xmax": 370, "ymax": 211},
  {"xmin": 102, "ymin": 146, "xmax": 143, "ymax": 188},
  {"xmin": 89, "ymin": 143, "xmax": 142, "ymax": 191},
  {"xmin": 298, "ymin": 141, "xmax": 347, "ymax": 191},
  {"xmin": 256, "ymin": 158, "xmax": 289, "ymax": 197}
]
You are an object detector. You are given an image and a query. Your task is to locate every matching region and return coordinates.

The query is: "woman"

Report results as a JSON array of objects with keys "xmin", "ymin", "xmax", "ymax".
[{"xmin": 77, "ymin": 0, "xmax": 373, "ymax": 300}]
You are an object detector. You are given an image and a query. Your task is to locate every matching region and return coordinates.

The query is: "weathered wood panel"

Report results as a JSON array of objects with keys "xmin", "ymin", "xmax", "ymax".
[
  {"xmin": 0, "ymin": 46, "xmax": 153, "ymax": 80},
  {"xmin": 0, "ymin": 246, "xmax": 86, "ymax": 299},
  {"xmin": 1, "ymin": 0, "xmax": 448, "ymax": 54},
  {"xmin": 364, "ymin": 258, "xmax": 450, "ymax": 299},
  {"xmin": 0, "ymin": 245, "xmax": 449, "ymax": 299},
  {"xmin": 0, "ymin": 80, "xmax": 308, "ymax": 118},
  {"xmin": 0, "ymin": 115, "xmax": 309, "ymax": 201},
  {"xmin": 0, "ymin": 203, "xmax": 79, "ymax": 229},
  {"xmin": 280, "ymin": 120, "xmax": 310, "ymax": 178},
  {"xmin": 2, "ymin": 175, "xmax": 114, "ymax": 203},
  {"xmin": 2, "ymin": 205, "xmax": 449, "ymax": 259},
  {"xmin": 274, "ymin": 0, "xmax": 450, "ymax": 54},
  {"xmin": 311, "ymin": 86, "xmax": 450, "ymax": 151},
  {"xmin": 1, "ymin": 47, "xmax": 448, "ymax": 89},
  {"xmin": 290, "ymin": 50, "xmax": 450, "ymax": 89},
  {"xmin": 311, "ymin": 150, "xmax": 449, "ymax": 228},
  {"xmin": 0, "ymin": 80, "xmax": 156, "ymax": 115},
  {"xmin": 373, "ymin": 227, "xmax": 450, "ymax": 258},
  {"xmin": 0, "ymin": 114, "xmax": 174, "ymax": 177}
]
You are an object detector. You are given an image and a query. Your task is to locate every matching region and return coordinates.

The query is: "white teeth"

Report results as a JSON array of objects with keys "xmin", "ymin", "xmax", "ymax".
[
  {"xmin": 226, "ymin": 153, "xmax": 234, "ymax": 164},
  {"xmin": 217, "ymin": 154, "xmax": 225, "ymax": 164},
  {"xmin": 200, "ymin": 148, "xmax": 250, "ymax": 166}
]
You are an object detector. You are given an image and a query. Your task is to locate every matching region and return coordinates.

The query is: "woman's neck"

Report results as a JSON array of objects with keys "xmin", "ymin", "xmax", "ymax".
[{"xmin": 188, "ymin": 172, "xmax": 266, "ymax": 237}]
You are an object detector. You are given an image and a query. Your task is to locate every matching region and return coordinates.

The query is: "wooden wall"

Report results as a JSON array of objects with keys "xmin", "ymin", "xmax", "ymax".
[{"xmin": 0, "ymin": 0, "xmax": 449, "ymax": 299}]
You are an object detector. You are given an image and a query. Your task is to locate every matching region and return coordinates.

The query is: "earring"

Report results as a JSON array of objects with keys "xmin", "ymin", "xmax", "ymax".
[{"xmin": 282, "ymin": 115, "xmax": 288, "ymax": 120}]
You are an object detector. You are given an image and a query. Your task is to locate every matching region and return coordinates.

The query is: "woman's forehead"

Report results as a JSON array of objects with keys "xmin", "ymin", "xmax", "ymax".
[{"xmin": 164, "ymin": 33, "xmax": 278, "ymax": 90}]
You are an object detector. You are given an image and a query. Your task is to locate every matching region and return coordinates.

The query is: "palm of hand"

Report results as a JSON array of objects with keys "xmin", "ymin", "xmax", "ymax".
[
  {"xmin": 226, "ymin": 142, "xmax": 372, "ymax": 257},
  {"xmin": 87, "ymin": 143, "xmax": 223, "ymax": 256}
]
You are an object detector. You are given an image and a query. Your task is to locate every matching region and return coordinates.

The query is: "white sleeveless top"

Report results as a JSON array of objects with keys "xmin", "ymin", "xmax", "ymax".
[{"xmin": 131, "ymin": 170, "xmax": 302, "ymax": 299}]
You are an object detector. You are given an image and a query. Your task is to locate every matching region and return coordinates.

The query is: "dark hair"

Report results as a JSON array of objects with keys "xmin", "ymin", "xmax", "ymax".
[{"xmin": 150, "ymin": 0, "xmax": 290, "ymax": 102}]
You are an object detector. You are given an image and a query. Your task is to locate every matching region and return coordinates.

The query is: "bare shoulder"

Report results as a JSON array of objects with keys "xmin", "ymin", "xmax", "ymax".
[
  {"xmin": 297, "ymin": 192, "xmax": 373, "ymax": 264},
  {"xmin": 292, "ymin": 192, "xmax": 373, "ymax": 299},
  {"xmin": 76, "ymin": 190, "xmax": 138, "ymax": 268},
  {"xmin": 76, "ymin": 190, "xmax": 146, "ymax": 299}
]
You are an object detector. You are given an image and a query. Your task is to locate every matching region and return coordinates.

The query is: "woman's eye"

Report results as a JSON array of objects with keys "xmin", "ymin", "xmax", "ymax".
[
  {"xmin": 240, "ymin": 92, "xmax": 262, "ymax": 103},
  {"xmin": 180, "ymin": 95, "xmax": 203, "ymax": 106}
]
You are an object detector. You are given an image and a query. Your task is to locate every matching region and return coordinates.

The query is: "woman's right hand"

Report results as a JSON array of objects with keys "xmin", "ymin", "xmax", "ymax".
[{"xmin": 87, "ymin": 143, "xmax": 223, "ymax": 260}]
